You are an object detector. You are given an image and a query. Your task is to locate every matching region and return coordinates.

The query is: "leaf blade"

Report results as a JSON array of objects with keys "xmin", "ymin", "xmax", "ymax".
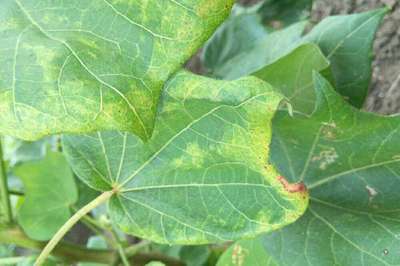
[
  {"xmin": 63, "ymin": 71, "xmax": 309, "ymax": 244},
  {"xmin": 264, "ymin": 74, "xmax": 400, "ymax": 265},
  {"xmin": 303, "ymin": 8, "xmax": 388, "ymax": 107},
  {"xmin": 15, "ymin": 152, "xmax": 77, "ymax": 241},
  {"xmin": 0, "ymin": 0, "xmax": 234, "ymax": 140}
]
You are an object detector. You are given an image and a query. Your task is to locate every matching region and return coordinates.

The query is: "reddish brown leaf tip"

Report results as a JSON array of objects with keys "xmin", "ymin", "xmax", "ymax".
[{"xmin": 277, "ymin": 176, "xmax": 307, "ymax": 193}]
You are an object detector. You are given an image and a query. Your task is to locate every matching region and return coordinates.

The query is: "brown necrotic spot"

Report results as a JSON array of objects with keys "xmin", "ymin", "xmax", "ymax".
[{"xmin": 277, "ymin": 175, "xmax": 307, "ymax": 194}]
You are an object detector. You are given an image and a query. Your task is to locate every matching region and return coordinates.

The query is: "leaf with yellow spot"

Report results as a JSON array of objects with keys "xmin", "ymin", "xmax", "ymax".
[
  {"xmin": 0, "ymin": 0, "xmax": 233, "ymax": 140},
  {"xmin": 62, "ymin": 71, "xmax": 309, "ymax": 244},
  {"xmin": 263, "ymin": 73, "xmax": 400, "ymax": 265},
  {"xmin": 217, "ymin": 237, "xmax": 277, "ymax": 266}
]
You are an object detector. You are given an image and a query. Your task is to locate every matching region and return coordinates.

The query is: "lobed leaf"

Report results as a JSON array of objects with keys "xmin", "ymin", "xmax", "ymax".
[
  {"xmin": 63, "ymin": 71, "xmax": 308, "ymax": 244},
  {"xmin": 264, "ymin": 74, "xmax": 400, "ymax": 265},
  {"xmin": 303, "ymin": 8, "xmax": 388, "ymax": 108},
  {"xmin": 0, "ymin": 0, "xmax": 233, "ymax": 141},
  {"xmin": 202, "ymin": 8, "xmax": 387, "ymax": 108}
]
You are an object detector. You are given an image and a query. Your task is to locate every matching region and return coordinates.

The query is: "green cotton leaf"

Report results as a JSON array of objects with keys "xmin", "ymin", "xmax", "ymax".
[
  {"xmin": 151, "ymin": 244, "xmax": 210, "ymax": 266},
  {"xmin": 180, "ymin": 246, "xmax": 210, "ymax": 266},
  {"xmin": 217, "ymin": 237, "xmax": 277, "ymax": 266},
  {"xmin": 0, "ymin": 0, "xmax": 233, "ymax": 141},
  {"xmin": 202, "ymin": 0, "xmax": 313, "ymax": 79},
  {"xmin": 15, "ymin": 152, "xmax": 77, "ymax": 241},
  {"xmin": 62, "ymin": 71, "xmax": 308, "ymax": 245},
  {"xmin": 264, "ymin": 73, "xmax": 400, "ymax": 265},
  {"xmin": 258, "ymin": 0, "xmax": 313, "ymax": 27},
  {"xmin": 202, "ymin": 11, "xmax": 269, "ymax": 78},
  {"xmin": 203, "ymin": 21, "xmax": 307, "ymax": 79},
  {"xmin": 301, "ymin": 8, "xmax": 388, "ymax": 108},
  {"xmin": 253, "ymin": 43, "xmax": 330, "ymax": 114},
  {"xmin": 203, "ymin": 8, "xmax": 386, "ymax": 108}
]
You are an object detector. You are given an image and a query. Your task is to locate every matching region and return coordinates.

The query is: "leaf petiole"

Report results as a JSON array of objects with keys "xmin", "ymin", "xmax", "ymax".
[{"xmin": 34, "ymin": 190, "xmax": 115, "ymax": 266}]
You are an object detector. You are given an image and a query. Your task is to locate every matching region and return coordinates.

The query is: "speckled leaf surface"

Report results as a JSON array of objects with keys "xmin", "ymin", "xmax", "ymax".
[
  {"xmin": 264, "ymin": 74, "xmax": 400, "ymax": 265},
  {"xmin": 0, "ymin": 0, "xmax": 233, "ymax": 141},
  {"xmin": 62, "ymin": 71, "xmax": 308, "ymax": 244},
  {"xmin": 14, "ymin": 152, "xmax": 77, "ymax": 241},
  {"xmin": 217, "ymin": 237, "xmax": 277, "ymax": 266}
]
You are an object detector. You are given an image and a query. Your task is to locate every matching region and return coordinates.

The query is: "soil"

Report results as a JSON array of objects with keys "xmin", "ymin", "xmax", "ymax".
[{"xmin": 190, "ymin": 0, "xmax": 400, "ymax": 114}]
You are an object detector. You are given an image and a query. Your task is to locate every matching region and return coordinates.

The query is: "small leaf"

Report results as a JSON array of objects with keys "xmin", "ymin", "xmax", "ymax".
[
  {"xmin": 63, "ymin": 71, "xmax": 308, "ymax": 244},
  {"xmin": 303, "ymin": 8, "xmax": 388, "ymax": 107},
  {"xmin": 253, "ymin": 43, "xmax": 330, "ymax": 114},
  {"xmin": 217, "ymin": 237, "xmax": 277, "ymax": 266},
  {"xmin": 15, "ymin": 152, "xmax": 77, "ymax": 240},
  {"xmin": 180, "ymin": 246, "xmax": 210, "ymax": 266},
  {"xmin": 0, "ymin": 0, "xmax": 233, "ymax": 141},
  {"xmin": 151, "ymin": 244, "xmax": 210, "ymax": 266},
  {"xmin": 264, "ymin": 74, "xmax": 400, "ymax": 265}
]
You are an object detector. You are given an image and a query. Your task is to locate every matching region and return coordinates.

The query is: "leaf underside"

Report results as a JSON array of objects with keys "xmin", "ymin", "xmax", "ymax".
[
  {"xmin": 0, "ymin": 0, "xmax": 233, "ymax": 141},
  {"xmin": 63, "ymin": 71, "xmax": 308, "ymax": 244}
]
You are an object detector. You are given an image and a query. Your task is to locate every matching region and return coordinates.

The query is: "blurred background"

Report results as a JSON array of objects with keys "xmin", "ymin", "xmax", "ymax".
[{"xmin": 187, "ymin": 0, "xmax": 400, "ymax": 115}]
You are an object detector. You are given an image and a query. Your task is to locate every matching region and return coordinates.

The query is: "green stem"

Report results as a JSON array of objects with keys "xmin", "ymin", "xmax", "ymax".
[
  {"xmin": 35, "ymin": 190, "xmax": 115, "ymax": 266},
  {"xmin": 0, "ymin": 138, "xmax": 12, "ymax": 224},
  {"xmin": 118, "ymin": 245, "xmax": 130, "ymax": 266},
  {"xmin": 8, "ymin": 189, "xmax": 24, "ymax": 196},
  {"xmin": 74, "ymin": 208, "xmax": 116, "ymax": 249},
  {"xmin": 0, "ymin": 225, "xmax": 116, "ymax": 264},
  {"xmin": 125, "ymin": 240, "xmax": 151, "ymax": 257},
  {"xmin": 0, "ymin": 226, "xmax": 185, "ymax": 266},
  {"xmin": 80, "ymin": 215, "xmax": 115, "ymax": 248},
  {"xmin": 0, "ymin": 256, "xmax": 33, "ymax": 264},
  {"xmin": 110, "ymin": 225, "xmax": 130, "ymax": 266},
  {"xmin": 80, "ymin": 210, "xmax": 112, "ymax": 231}
]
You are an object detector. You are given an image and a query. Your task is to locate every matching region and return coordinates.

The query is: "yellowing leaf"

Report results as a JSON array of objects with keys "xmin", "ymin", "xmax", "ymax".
[
  {"xmin": 63, "ymin": 71, "xmax": 308, "ymax": 244},
  {"xmin": 0, "ymin": 0, "xmax": 233, "ymax": 140}
]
